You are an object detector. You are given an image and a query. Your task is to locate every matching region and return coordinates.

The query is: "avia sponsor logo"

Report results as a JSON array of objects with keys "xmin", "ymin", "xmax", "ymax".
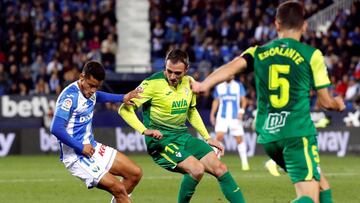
[
  {"xmin": 317, "ymin": 131, "xmax": 349, "ymax": 157},
  {"xmin": 171, "ymin": 99, "xmax": 188, "ymax": 115},
  {"xmin": 40, "ymin": 128, "xmax": 59, "ymax": 152},
  {"xmin": 1, "ymin": 96, "xmax": 56, "ymax": 118},
  {"xmin": 0, "ymin": 132, "xmax": 15, "ymax": 157},
  {"xmin": 115, "ymin": 128, "xmax": 147, "ymax": 152}
]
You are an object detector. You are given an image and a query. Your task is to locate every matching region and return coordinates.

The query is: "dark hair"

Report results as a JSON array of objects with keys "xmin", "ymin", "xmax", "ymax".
[
  {"xmin": 82, "ymin": 61, "xmax": 105, "ymax": 81},
  {"xmin": 276, "ymin": 1, "xmax": 305, "ymax": 30},
  {"xmin": 165, "ymin": 49, "xmax": 189, "ymax": 68}
]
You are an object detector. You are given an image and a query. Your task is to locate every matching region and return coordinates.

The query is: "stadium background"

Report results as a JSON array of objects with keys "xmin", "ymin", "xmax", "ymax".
[{"xmin": 0, "ymin": 0, "xmax": 359, "ymax": 202}]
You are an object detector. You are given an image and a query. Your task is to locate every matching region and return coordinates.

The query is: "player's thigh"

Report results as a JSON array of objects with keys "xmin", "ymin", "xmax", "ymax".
[
  {"xmin": 97, "ymin": 172, "xmax": 126, "ymax": 194},
  {"xmin": 229, "ymin": 119, "xmax": 244, "ymax": 137},
  {"xmin": 150, "ymin": 138, "xmax": 192, "ymax": 172},
  {"xmin": 283, "ymin": 136, "xmax": 321, "ymax": 184},
  {"xmin": 67, "ymin": 143, "xmax": 117, "ymax": 188},
  {"xmin": 215, "ymin": 118, "xmax": 228, "ymax": 134},
  {"xmin": 109, "ymin": 151, "xmax": 142, "ymax": 178},
  {"xmin": 185, "ymin": 136, "xmax": 214, "ymax": 160}
]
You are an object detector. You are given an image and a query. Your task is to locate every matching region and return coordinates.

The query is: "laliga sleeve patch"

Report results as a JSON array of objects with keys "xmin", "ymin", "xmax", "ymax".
[{"xmin": 61, "ymin": 98, "xmax": 73, "ymax": 111}]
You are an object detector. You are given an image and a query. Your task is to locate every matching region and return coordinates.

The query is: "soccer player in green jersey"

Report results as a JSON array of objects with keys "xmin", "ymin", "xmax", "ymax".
[
  {"xmin": 191, "ymin": 1, "xmax": 345, "ymax": 203},
  {"xmin": 119, "ymin": 49, "xmax": 245, "ymax": 203}
]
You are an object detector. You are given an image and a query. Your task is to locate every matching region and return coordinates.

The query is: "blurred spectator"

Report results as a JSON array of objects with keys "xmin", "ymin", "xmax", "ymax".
[
  {"xmin": 46, "ymin": 56, "xmax": 63, "ymax": 75},
  {"xmin": 0, "ymin": 0, "xmax": 117, "ymax": 95},
  {"xmin": 101, "ymin": 33, "xmax": 117, "ymax": 70},
  {"xmin": 34, "ymin": 77, "xmax": 50, "ymax": 95}
]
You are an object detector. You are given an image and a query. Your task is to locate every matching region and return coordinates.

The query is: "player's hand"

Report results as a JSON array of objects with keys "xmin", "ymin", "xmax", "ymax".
[
  {"xmin": 190, "ymin": 80, "xmax": 206, "ymax": 94},
  {"xmin": 82, "ymin": 144, "xmax": 95, "ymax": 157},
  {"xmin": 206, "ymin": 138, "xmax": 224, "ymax": 157},
  {"xmin": 210, "ymin": 115, "xmax": 216, "ymax": 126},
  {"xmin": 143, "ymin": 129, "xmax": 163, "ymax": 139},
  {"xmin": 123, "ymin": 87, "xmax": 143, "ymax": 106},
  {"xmin": 334, "ymin": 96, "xmax": 345, "ymax": 112}
]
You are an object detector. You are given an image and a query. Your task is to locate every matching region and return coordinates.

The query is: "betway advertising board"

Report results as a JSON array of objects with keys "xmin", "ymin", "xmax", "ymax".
[
  {"xmin": 0, "ymin": 127, "xmax": 357, "ymax": 157},
  {"xmin": 1, "ymin": 95, "xmax": 359, "ymax": 156}
]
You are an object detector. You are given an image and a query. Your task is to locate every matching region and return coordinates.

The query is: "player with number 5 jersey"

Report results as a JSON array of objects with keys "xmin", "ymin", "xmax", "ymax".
[{"xmin": 191, "ymin": 1, "xmax": 345, "ymax": 203}]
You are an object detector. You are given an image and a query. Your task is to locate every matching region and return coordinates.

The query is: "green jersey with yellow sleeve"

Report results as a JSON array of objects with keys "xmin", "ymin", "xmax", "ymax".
[
  {"xmin": 242, "ymin": 38, "xmax": 331, "ymax": 143},
  {"xmin": 118, "ymin": 71, "xmax": 210, "ymax": 142}
]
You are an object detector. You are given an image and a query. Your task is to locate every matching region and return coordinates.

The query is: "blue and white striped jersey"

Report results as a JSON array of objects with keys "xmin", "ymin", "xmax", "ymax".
[
  {"xmin": 213, "ymin": 80, "xmax": 246, "ymax": 120},
  {"xmin": 53, "ymin": 81, "xmax": 97, "ymax": 166}
]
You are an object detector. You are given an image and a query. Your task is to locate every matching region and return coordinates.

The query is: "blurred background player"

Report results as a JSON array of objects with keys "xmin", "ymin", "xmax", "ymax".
[
  {"xmin": 50, "ymin": 61, "xmax": 158, "ymax": 203},
  {"xmin": 210, "ymin": 75, "xmax": 250, "ymax": 171},
  {"xmin": 191, "ymin": 1, "xmax": 345, "ymax": 202},
  {"xmin": 119, "ymin": 49, "xmax": 245, "ymax": 203}
]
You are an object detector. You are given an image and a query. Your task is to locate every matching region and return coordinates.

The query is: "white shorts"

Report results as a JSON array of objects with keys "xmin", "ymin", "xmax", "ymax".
[
  {"xmin": 67, "ymin": 143, "xmax": 117, "ymax": 188},
  {"xmin": 215, "ymin": 118, "xmax": 244, "ymax": 136}
]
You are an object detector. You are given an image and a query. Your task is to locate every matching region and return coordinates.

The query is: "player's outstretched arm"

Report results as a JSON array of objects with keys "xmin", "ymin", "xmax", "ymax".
[
  {"xmin": 96, "ymin": 88, "xmax": 142, "ymax": 105},
  {"xmin": 123, "ymin": 88, "xmax": 143, "ymax": 105},
  {"xmin": 191, "ymin": 56, "xmax": 247, "ymax": 93},
  {"xmin": 118, "ymin": 104, "xmax": 162, "ymax": 139},
  {"xmin": 316, "ymin": 88, "xmax": 345, "ymax": 111}
]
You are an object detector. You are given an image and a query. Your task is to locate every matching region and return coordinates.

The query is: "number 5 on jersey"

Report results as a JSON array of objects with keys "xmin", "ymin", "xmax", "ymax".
[{"xmin": 269, "ymin": 64, "xmax": 290, "ymax": 108}]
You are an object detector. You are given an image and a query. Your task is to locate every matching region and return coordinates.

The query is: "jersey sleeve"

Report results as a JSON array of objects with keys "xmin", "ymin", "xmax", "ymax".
[
  {"xmin": 54, "ymin": 92, "xmax": 77, "ymax": 121},
  {"xmin": 187, "ymin": 107, "xmax": 210, "ymax": 140},
  {"xmin": 241, "ymin": 46, "xmax": 257, "ymax": 72},
  {"xmin": 310, "ymin": 49, "xmax": 331, "ymax": 89},
  {"xmin": 131, "ymin": 80, "xmax": 154, "ymax": 107}
]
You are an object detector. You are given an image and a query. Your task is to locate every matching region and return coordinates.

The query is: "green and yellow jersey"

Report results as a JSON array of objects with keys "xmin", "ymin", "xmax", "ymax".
[
  {"xmin": 242, "ymin": 38, "xmax": 331, "ymax": 144},
  {"xmin": 119, "ymin": 71, "xmax": 210, "ymax": 142}
]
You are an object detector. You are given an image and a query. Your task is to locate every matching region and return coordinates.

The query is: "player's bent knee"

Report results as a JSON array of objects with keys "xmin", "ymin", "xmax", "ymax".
[
  {"xmin": 133, "ymin": 167, "xmax": 143, "ymax": 180},
  {"xmin": 111, "ymin": 182, "xmax": 127, "ymax": 197},
  {"xmin": 213, "ymin": 163, "xmax": 228, "ymax": 177},
  {"xmin": 189, "ymin": 163, "xmax": 205, "ymax": 179},
  {"xmin": 131, "ymin": 166, "xmax": 143, "ymax": 183}
]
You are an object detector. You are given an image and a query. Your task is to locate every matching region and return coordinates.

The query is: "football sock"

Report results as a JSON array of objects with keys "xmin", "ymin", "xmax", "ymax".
[
  {"xmin": 237, "ymin": 142, "xmax": 249, "ymax": 169},
  {"xmin": 178, "ymin": 174, "xmax": 199, "ymax": 203},
  {"xmin": 291, "ymin": 196, "xmax": 314, "ymax": 203},
  {"xmin": 218, "ymin": 171, "xmax": 245, "ymax": 203},
  {"xmin": 320, "ymin": 189, "xmax": 333, "ymax": 203}
]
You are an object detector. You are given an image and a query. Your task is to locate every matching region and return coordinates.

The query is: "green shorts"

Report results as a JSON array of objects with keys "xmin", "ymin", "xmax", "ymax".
[
  {"xmin": 262, "ymin": 136, "xmax": 321, "ymax": 184},
  {"xmin": 146, "ymin": 132, "xmax": 213, "ymax": 172}
]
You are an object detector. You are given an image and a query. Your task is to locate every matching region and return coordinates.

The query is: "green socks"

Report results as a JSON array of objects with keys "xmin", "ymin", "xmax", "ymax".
[
  {"xmin": 291, "ymin": 196, "xmax": 314, "ymax": 203},
  {"xmin": 291, "ymin": 190, "xmax": 332, "ymax": 203},
  {"xmin": 218, "ymin": 171, "xmax": 245, "ymax": 203},
  {"xmin": 320, "ymin": 189, "xmax": 333, "ymax": 203},
  {"xmin": 178, "ymin": 174, "xmax": 199, "ymax": 203}
]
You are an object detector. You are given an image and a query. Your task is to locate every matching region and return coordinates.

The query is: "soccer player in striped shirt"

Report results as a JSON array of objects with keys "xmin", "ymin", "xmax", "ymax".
[{"xmin": 51, "ymin": 61, "xmax": 162, "ymax": 203}]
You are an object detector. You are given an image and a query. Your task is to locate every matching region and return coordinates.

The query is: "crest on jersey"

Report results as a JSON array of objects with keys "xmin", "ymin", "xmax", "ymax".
[
  {"xmin": 184, "ymin": 87, "xmax": 189, "ymax": 96},
  {"xmin": 61, "ymin": 98, "xmax": 72, "ymax": 111}
]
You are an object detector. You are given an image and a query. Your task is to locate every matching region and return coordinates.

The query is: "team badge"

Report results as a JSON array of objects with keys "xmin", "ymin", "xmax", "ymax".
[
  {"xmin": 184, "ymin": 87, "xmax": 189, "ymax": 96},
  {"xmin": 176, "ymin": 152, "xmax": 182, "ymax": 157},
  {"xmin": 61, "ymin": 98, "xmax": 72, "ymax": 111}
]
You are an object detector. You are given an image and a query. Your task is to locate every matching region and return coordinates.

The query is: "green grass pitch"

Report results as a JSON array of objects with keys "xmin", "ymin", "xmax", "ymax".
[{"xmin": 0, "ymin": 154, "xmax": 359, "ymax": 203}]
